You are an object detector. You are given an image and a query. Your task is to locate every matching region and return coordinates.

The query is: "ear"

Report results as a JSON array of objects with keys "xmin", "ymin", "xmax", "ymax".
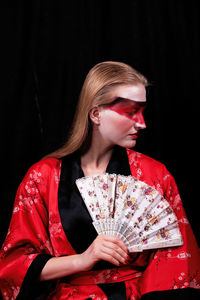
[{"xmin": 89, "ymin": 106, "xmax": 101, "ymax": 125}]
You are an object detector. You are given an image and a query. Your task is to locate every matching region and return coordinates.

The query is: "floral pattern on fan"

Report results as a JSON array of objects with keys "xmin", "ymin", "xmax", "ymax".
[{"xmin": 76, "ymin": 173, "xmax": 183, "ymax": 252}]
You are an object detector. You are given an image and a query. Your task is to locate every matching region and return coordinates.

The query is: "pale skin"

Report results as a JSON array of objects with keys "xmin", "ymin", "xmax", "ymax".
[{"xmin": 39, "ymin": 83, "xmax": 146, "ymax": 281}]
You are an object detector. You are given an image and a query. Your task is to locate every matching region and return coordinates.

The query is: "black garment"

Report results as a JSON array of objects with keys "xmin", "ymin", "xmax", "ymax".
[
  {"xmin": 58, "ymin": 146, "xmax": 131, "ymax": 260},
  {"xmin": 58, "ymin": 146, "xmax": 131, "ymax": 299}
]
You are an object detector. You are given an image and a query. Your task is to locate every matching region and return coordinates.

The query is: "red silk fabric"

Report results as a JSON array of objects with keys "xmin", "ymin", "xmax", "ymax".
[
  {"xmin": 66, "ymin": 267, "xmax": 142, "ymax": 285},
  {"xmin": 0, "ymin": 149, "xmax": 199, "ymax": 299}
]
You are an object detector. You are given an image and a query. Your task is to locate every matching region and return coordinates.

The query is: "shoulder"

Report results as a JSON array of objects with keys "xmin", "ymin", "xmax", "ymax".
[
  {"xmin": 34, "ymin": 157, "xmax": 61, "ymax": 170},
  {"xmin": 126, "ymin": 148, "xmax": 174, "ymax": 188},
  {"xmin": 22, "ymin": 158, "xmax": 61, "ymax": 183},
  {"xmin": 16, "ymin": 158, "xmax": 62, "ymax": 202},
  {"xmin": 127, "ymin": 148, "xmax": 166, "ymax": 172},
  {"xmin": 127, "ymin": 149, "xmax": 180, "ymax": 204}
]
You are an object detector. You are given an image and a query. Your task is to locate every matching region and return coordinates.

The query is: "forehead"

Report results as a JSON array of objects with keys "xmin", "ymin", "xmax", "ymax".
[
  {"xmin": 107, "ymin": 84, "xmax": 146, "ymax": 103},
  {"xmin": 111, "ymin": 98, "xmax": 146, "ymax": 109}
]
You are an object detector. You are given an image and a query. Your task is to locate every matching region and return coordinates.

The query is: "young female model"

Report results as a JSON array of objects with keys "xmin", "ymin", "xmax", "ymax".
[{"xmin": 0, "ymin": 61, "xmax": 199, "ymax": 299}]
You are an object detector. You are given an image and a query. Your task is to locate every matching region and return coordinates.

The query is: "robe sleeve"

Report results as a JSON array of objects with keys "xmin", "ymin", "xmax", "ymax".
[
  {"xmin": 140, "ymin": 165, "xmax": 200, "ymax": 297},
  {"xmin": 0, "ymin": 160, "xmax": 58, "ymax": 300}
]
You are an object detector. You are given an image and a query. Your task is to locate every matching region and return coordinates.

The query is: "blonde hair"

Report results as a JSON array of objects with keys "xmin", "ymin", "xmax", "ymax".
[{"xmin": 45, "ymin": 61, "xmax": 148, "ymax": 158}]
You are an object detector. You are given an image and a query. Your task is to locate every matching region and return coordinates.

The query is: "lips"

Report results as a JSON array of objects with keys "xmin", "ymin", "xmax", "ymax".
[{"xmin": 129, "ymin": 133, "xmax": 138, "ymax": 139}]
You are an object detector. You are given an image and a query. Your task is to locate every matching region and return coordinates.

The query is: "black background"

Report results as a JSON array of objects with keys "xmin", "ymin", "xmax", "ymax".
[{"xmin": 1, "ymin": 0, "xmax": 199, "ymax": 246}]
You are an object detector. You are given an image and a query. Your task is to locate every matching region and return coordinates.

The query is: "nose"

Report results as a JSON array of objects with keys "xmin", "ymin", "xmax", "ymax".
[{"xmin": 132, "ymin": 111, "xmax": 146, "ymax": 130}]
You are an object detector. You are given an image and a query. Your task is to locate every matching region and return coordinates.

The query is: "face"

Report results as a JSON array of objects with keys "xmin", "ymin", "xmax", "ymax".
[{"xmin": 98, "ymin": 84, "xmax": 146, "ymax": 148}]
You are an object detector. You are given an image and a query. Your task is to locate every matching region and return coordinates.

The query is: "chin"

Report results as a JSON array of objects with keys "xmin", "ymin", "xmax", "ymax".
[
  {"xmin": 128, "ymin": 141, "xmax": 137, "ymax": 148},
  {"xmin": 118, "ymin": 140, "xmax": 137, "ymax": 149}
]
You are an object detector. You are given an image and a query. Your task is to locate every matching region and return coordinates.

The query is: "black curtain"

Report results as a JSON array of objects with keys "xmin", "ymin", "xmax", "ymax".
[{"xmin": 1, "ymin": 0, "xmax": 199, "ymax": 246}]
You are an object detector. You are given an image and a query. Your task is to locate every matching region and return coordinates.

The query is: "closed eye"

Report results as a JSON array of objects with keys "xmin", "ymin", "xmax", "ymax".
[{"xmin": 125, "ymin": 111, "xmax": 136, "ymax": 116}]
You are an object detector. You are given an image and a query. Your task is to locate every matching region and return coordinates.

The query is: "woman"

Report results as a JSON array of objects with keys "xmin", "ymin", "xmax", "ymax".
[{"xmin": 0, "ymin": 61, "xmax": 199, "ymax": 299}]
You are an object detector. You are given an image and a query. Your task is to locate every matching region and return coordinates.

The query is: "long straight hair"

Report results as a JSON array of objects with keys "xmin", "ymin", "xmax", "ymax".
[{"xmin": 45, "ymin": 61, "xmax": 148, "ymax": 158}]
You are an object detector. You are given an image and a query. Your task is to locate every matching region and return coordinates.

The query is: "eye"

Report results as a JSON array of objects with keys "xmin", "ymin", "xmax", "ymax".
[{"xmin": 125, "ymin": 110, "xmax": 136, "ymax": 116}]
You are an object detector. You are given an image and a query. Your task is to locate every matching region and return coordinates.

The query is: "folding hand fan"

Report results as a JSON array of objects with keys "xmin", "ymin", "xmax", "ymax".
[{"xmin": 76, "ymin": 173, "xmax": 183, "ymax": 252}]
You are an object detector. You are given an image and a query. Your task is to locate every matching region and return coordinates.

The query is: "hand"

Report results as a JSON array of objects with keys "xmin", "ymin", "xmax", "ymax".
[
  {"xmin": 39, "ymin": 235, "xmax": 132, "ymax": 281},
  {"xmin": 78, "ymin": 234, "xmax": 131, "ymax": 271}
]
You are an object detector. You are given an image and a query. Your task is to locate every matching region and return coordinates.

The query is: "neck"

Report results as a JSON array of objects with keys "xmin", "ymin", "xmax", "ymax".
[{"xmin": 80, "ymin": 129, "xmax": 114, "ymax": 176}]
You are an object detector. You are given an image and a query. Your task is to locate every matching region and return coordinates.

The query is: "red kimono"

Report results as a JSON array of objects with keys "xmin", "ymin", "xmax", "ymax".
[{"xmin": 0, "ymin": 148, "xmax": 200, "ymax": 299}]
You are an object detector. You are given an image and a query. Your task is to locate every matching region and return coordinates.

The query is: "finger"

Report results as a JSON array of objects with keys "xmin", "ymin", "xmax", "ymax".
[
  {"xmin": 101, "ymin": 245, "xmax": 130, "ymax": 265},
  {"xmin": 100, "ymin": 249, "xmax": 123, "ymax": 266},
  {"xmin": 102, "ymin": 235, "xmax": 129, "ymax": 253},
  {"xmin": 102, "ymin": 240, "xmax": 129, "ymax": 261}
]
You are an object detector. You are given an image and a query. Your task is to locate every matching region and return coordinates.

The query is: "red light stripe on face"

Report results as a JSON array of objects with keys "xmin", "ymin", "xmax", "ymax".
[{"xmin": 107, "ymin": 103, "xmax": 146, "ymax": 121}]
